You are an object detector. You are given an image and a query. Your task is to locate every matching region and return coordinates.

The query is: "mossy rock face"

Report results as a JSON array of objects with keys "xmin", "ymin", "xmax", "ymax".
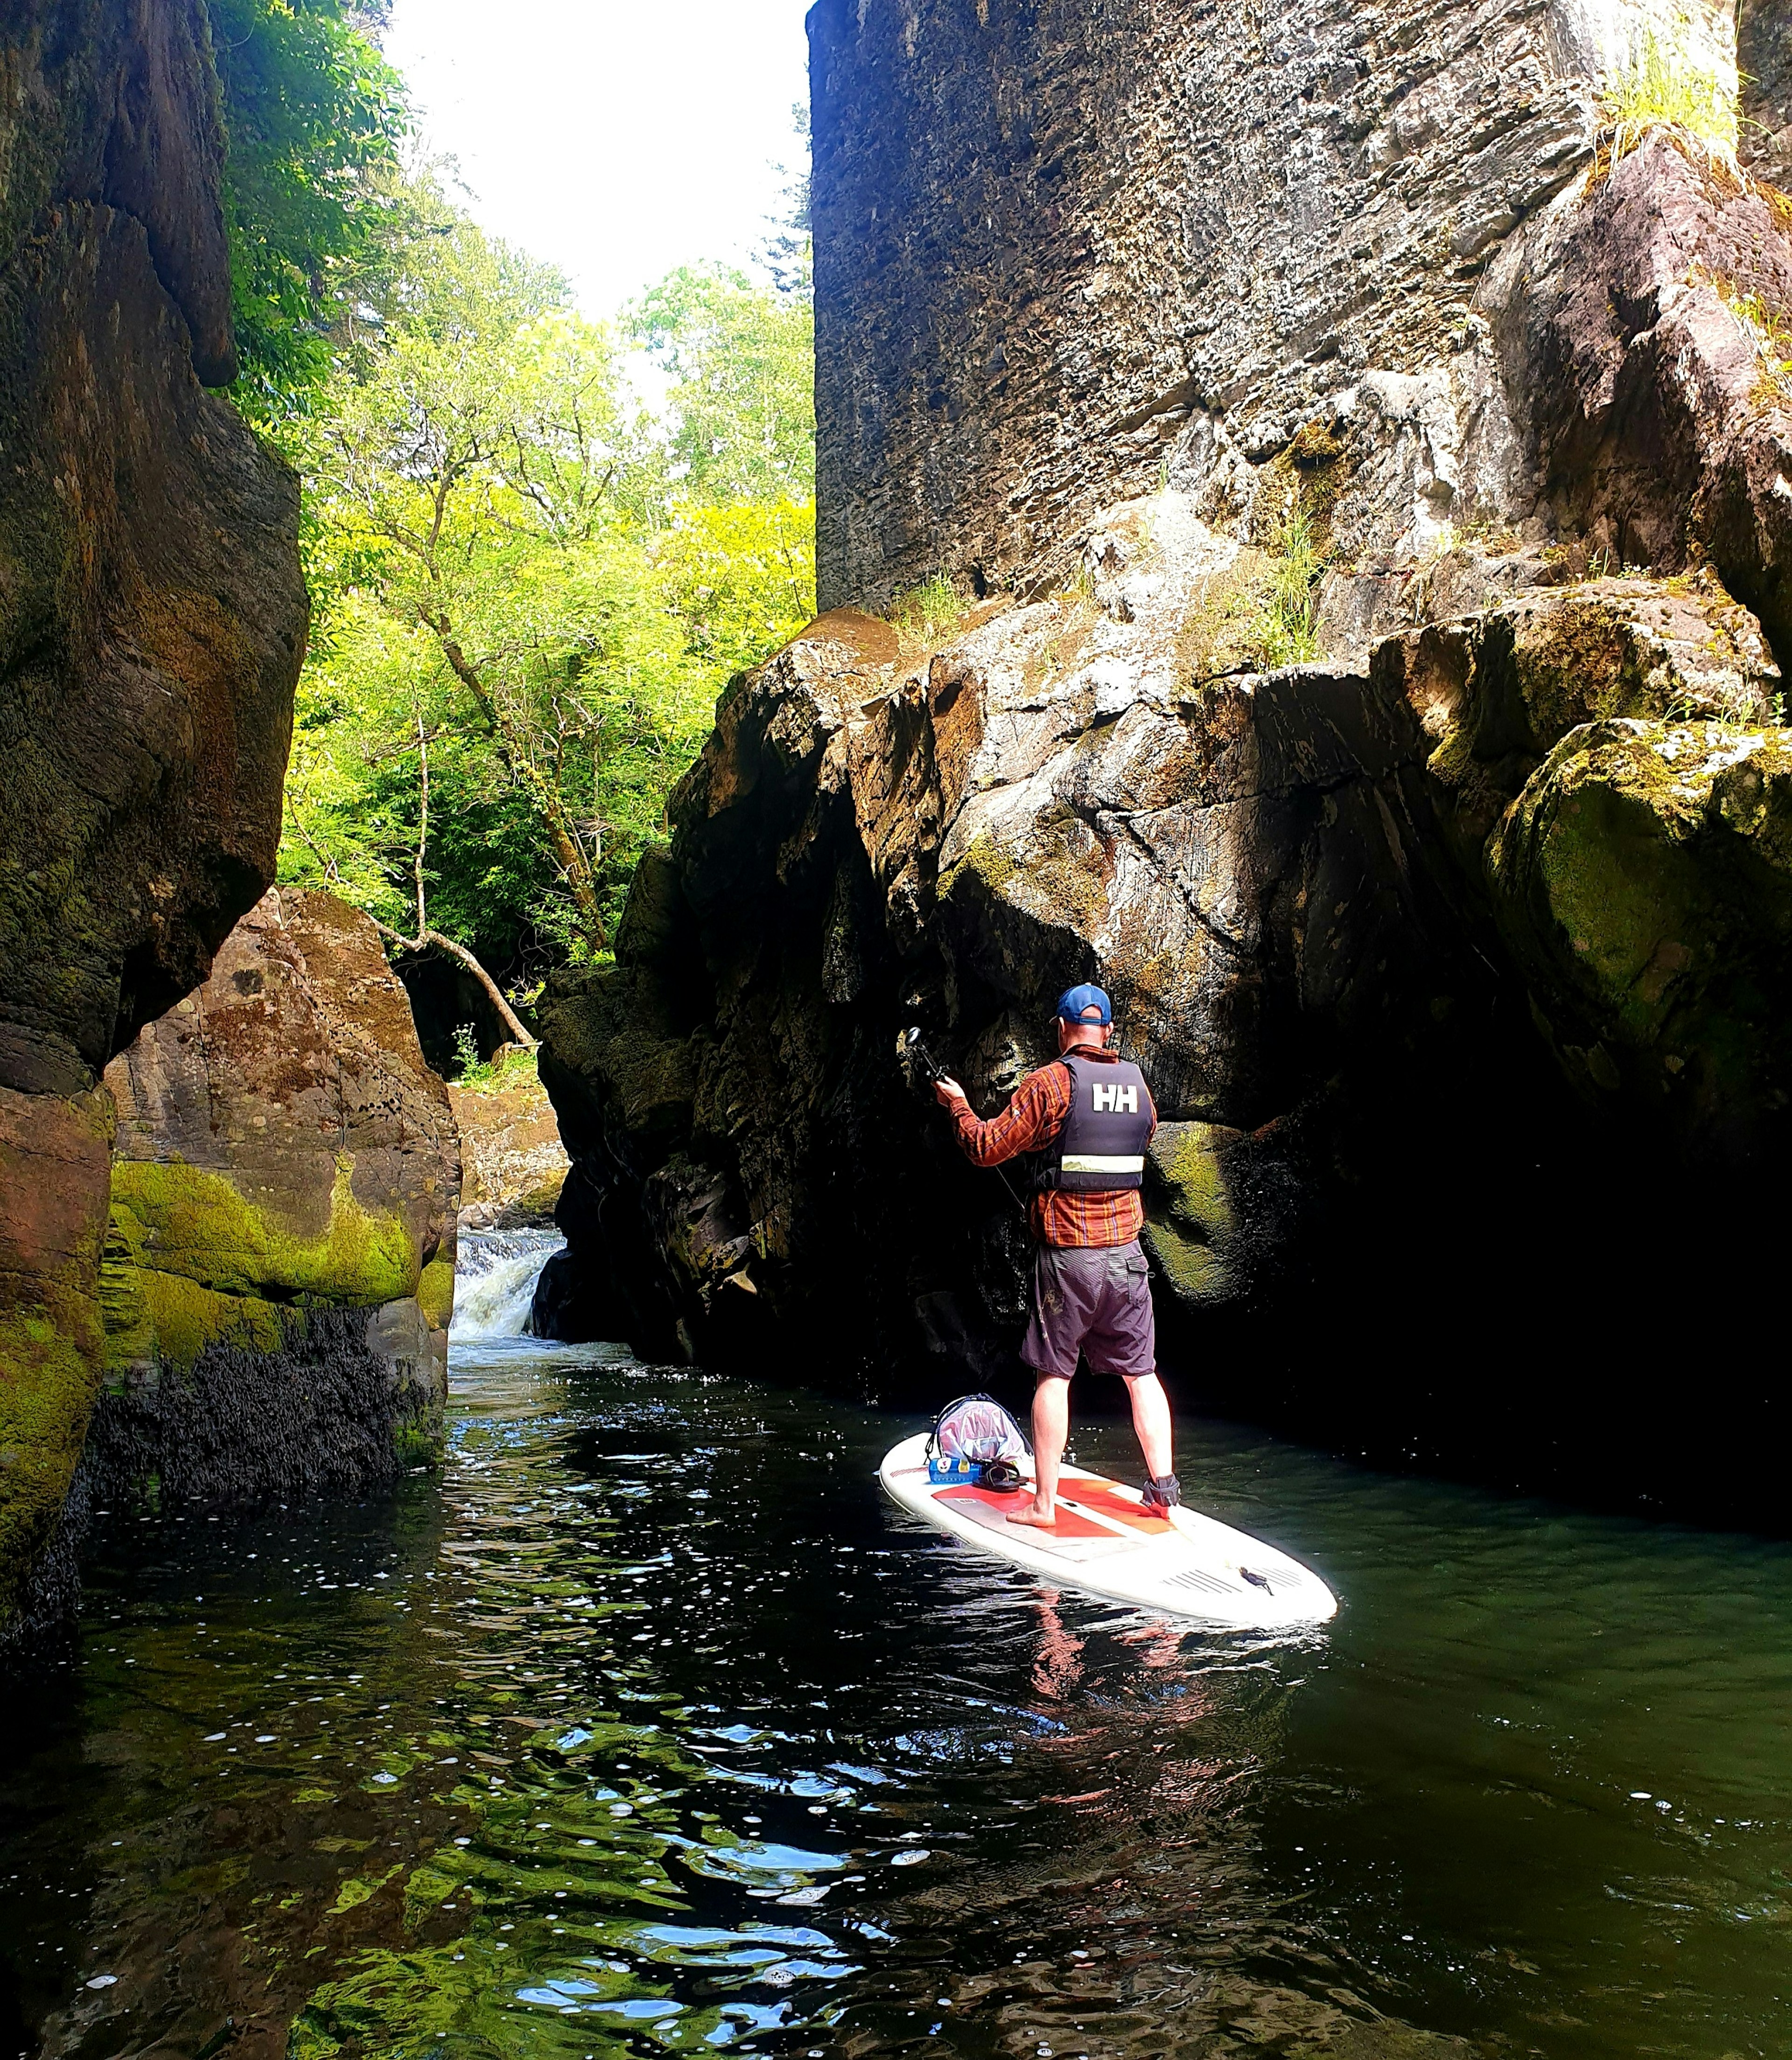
[
  {"xmin": 110, "ymin": 1157, "xmax": 416, "ymax": 1314},
  {"xmin": 1386, "ymin": 576, "xmax": 1782, "ymax": 868},
  {"xmin": 102, "ymin": 891, "xmax": 459, "ymax": 1380},
  {"xmin": 74, "ymin": 891, "xmax": 464, "ymax": 1554},
  {"xmin": 416, "ymin": 1256, "xmax": 457, "ymax": 1338},
  {"xmin": 101, "ymin": 1149, "xmax": 420, "ymax": 1380},
  {"xmin": 0, "ymin": 1085, "xmax": 114, "ymax": 1633},
  {"xmin": 1142, "ymin": 1121, "xmax": 1241, "ymax": 1309},
  {"xmin": 1487, "ymin": 718, "xmax": 1792, "ymax": 1137}
]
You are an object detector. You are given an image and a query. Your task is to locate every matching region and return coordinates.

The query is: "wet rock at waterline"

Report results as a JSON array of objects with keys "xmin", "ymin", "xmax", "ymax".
[
  {"xmin": 0, "ymin": 1, "xmax": 308, "ymax": 1640},
  {"xmin": 91, "ymin": 892, "xmax": 460, "ymax": 1521}
]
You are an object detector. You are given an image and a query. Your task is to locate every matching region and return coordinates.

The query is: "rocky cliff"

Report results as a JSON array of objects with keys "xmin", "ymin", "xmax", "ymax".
[
  {"xmin": 811, "ymin": 0, "xmax": 1788, "ymax": 614},
  {"xmin": 0, "ymin": 2, "xmax": 308, "ymax": 1640},
  {"xmin": 538, "ymin": 4, "xmax": 1792, "ymax": 1512},
  {"xmin": 92, "ymin": 890, "xmax": 459, "ymax": 1526}
]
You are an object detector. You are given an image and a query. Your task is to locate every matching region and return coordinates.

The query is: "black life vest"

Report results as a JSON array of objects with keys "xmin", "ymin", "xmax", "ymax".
[{"xmin": 1036, "ymin": 1052, "xmax": 1153, "ymax": 1193}]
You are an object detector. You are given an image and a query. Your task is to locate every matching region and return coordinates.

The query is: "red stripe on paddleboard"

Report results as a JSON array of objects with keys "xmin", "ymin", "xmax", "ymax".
[
  {"xmin": 1058, "ymin": 1481, "xmax": 1172, "ymax": 1533},
  {"xmin": 935, "ymin": 1487, "xmax": 1114, "ymax": 1539}
]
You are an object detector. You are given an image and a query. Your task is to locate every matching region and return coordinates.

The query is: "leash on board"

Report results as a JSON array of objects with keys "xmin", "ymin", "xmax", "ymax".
[{"xmin": 903, "ymin": 1026, "xmax": 1030, "ymax": 1220}]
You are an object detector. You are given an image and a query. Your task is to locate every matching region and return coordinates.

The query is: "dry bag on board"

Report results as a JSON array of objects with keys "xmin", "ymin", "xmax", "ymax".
[{"xmin": 926, "ymin": 1393, "xmax": 1032, "ymax": 1492}]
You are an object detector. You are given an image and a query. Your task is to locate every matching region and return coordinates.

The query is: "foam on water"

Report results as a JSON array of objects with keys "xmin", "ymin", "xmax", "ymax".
[{"xmin": 451, "ymin": 1228, "xmax": 562, "ymax": 1339}]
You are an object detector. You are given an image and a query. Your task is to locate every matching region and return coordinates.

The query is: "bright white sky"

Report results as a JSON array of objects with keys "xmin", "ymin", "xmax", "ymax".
[{"xmin": 385, "ymin": 0, "xmax": 813, "ymax": 320}]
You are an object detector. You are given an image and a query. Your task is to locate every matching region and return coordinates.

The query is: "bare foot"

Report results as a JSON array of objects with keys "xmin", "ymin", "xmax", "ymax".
[{"xmin": 1008, "ymin": 1503, "xmax": 1058, "ymax": 1530}]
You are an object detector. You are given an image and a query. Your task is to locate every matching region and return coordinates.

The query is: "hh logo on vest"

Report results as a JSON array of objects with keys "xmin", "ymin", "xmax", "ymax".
[
  {"xmin": 1039, "ymin": 1053, "xmax": 1153, "ymax": 1194},
  {"xmin": 1092, "ymin": 1082, "xmax": 1139, "ymax": 1114}
]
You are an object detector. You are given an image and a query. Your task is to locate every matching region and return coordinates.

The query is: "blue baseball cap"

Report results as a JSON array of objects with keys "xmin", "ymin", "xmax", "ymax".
[{"xmin": 1056, "ymin": 983, "xmax": 1112, "ymax": 1025}]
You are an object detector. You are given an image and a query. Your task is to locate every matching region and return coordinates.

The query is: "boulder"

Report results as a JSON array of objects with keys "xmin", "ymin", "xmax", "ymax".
[
  {"xmin": 1485, "ymin": 133, "xmax": 1792, "ymax": 657},
  {"xmin": 92, "ymin": 891, "xmax": 460, "ymax": 1514},
  {"xmin": 0, "ymin": 2, "xmax": 308, "ymax": 1640},
  {"xmin": 449, "ymin": 1053, "xmax": 570, "ymax": 1232}
]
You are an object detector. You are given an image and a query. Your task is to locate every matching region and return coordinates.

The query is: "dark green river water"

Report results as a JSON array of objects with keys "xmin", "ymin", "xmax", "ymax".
[{"xmin": 3, "ymin": 1331, "xmax": 1790, "ymax": 2059}]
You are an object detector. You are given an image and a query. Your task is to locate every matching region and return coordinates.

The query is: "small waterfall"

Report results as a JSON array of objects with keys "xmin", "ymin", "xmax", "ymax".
[{"xmin": 452, "ymin": 1228, "xmax": 563, "ymax": 1341}]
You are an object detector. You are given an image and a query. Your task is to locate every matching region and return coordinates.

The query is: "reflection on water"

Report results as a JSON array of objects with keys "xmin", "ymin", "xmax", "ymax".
[{"xmin": 2, "ymin": 1337, "xmax": 1792, "ymax": 2058}]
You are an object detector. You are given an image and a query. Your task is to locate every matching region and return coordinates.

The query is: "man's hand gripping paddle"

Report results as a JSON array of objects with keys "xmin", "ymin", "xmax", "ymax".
[{"xmin": 904, "ymin": 1027, "xmax": 1029, "ymax": 1219}]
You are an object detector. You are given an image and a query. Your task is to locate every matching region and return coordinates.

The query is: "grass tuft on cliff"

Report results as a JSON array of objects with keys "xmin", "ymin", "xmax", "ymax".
[
  {"xmin": 1602, "ymin": 26, "xmax": 1740, "ymax": 164},
  {"xmin": 1251, "ymin": 502, "xmax": 1325, "ymax": 668},
  {"xmin": 1715, "ymin": 283, "xmax": 1792, "ymax": 407},
  {"xmin": 448, "ymin": 1038, "xmax": 542, "ymax": 1096},
  {"xmin": 887, "ymin": 575, "xmax": 973, "ymax": 660}
]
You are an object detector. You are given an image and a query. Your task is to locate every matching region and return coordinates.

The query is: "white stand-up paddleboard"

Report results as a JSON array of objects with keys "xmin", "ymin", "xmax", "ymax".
[{"xmin": 878, "ymin": 1432, "xmax": 1336, "ymax": 1630}]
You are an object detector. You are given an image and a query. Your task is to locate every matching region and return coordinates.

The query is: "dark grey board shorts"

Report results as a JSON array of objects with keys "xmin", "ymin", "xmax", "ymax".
[{"xmin": 1021, "ymin": 1240, "xmax": 1156, "ymax": 1380}]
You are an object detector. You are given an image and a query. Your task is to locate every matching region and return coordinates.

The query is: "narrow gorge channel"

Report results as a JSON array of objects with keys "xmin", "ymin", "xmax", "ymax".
[
  {"xmin": 7, "ymin": 0, "xmax": 1792, "ymax": 2053},
  {"xmin": 2, "ymin": 1244, "xmax": 1790, "ymax": 2060}
]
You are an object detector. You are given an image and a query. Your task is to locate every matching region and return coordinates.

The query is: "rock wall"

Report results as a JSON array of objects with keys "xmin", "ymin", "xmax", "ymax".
[
  {"xmin": 95, "ymin": 891, "xmax": 459, "ymax": 1519},
  {"xmin": 811, "ymin": 0, "xmax": 1747, "ymax": 609},
  {"xmin": 535, "ymin": 557, "xmax": 1792, "ymax": 1505},
  {"xmin": 539, "ymin": 7, "xmax": 1792, "ymax": 1516},
  {"xmin": 0, "ymin": 3, "xmax": 308, "ymax": 1639},
  {"xmin": 450, "ymin": 1055, "xmax": 570, "ymax": 1232},
  {"xmin": 1741, "ymin": 0, "xmax": 1792, "ymax": 189}
]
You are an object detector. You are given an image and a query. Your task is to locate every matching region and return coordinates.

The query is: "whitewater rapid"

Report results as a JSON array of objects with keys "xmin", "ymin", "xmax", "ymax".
[{"xmin": 451, "ymin": 1229, "xmax": 563, "ymax": 1340}]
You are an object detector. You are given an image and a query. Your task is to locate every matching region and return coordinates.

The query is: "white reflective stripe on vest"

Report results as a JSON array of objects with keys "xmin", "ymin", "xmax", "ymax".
[{"xmin": 1058, "ymin": 1154, "xmax": 1146, "ymax": 1174}]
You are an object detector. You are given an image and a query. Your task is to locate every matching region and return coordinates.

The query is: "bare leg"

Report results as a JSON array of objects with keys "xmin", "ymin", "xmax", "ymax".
[
  {"xmin": 1010, "ymin": 1371, "xmax": 1071, "ymax": 1527},
  {"xmin": 1124, "ymin": 1370, "xmax": 1174, "ymax": 1480}
]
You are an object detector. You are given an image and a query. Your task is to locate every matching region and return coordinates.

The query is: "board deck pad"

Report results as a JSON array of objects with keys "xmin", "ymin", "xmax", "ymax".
[
  {"xmin": 878, "ymin": 1433, "xmax": 1337, "ymax": 1629},
  {"xmin": 1058, "ymin": 1481, "xmax": 1174, "ymax": 1533},
  {"xmin": 936, "ymin": 1485, "xmax": 1136, "ymax": 1559}
]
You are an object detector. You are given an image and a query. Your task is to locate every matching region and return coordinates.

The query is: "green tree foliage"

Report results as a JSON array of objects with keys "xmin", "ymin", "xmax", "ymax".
[
  {"xmin": 279, "ymin": 179, "xmax": 816, "ymax": 1004},
  {"xmin": 208, "ymin": 0, "xmax": 408, "ymax": 420},
  {"xmin": 633, "ymin": 264, "xmax": 815, "ymax": 501}
]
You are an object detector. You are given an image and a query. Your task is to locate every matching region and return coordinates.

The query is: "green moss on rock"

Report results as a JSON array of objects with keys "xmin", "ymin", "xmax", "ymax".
[
  {"xmin": 1141, "ymin": 1121, "xmax": 1239, "ymax": 1308},
  {"xmin": 941, "ymin": 829, "xmax": 1021, "ymax": 901},
  {"xmin": 415, "ymin": 1256, "xmax": 456, "ymax": 1336},
  {"xmin": 0, "ymin": 1085, "xmax": 114, "ymax": 1633},
  {"xmin": 110, "ymin": 1154, "xmax": 417, "ymax": 1307},
  {"xmin": 1487, "ymin": 718, "xmax": 1792, "ymax": 1115},
  {"xmin": 392, "ymin": 1421, "xmax": 441, "ymax": 1468},
  {"xmin": 100, "ymin": 1152, "xmax": 421, "ymax": 1380}
]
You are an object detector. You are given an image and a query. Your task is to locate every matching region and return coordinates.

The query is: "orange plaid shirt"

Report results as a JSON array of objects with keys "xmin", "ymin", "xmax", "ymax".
[{"xmin": 949, "ymin": 1046, "xmax": 1157, "ymax": 1248}]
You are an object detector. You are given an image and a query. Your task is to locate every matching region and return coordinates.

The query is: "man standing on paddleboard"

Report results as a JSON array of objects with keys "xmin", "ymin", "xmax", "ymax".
[{"xmin": 931, "ymin": 984, "xmax": 1178, "ymax": 1529}]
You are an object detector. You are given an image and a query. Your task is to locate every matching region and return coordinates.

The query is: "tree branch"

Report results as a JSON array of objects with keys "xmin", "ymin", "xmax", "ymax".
[{"xmin": 374, "ymin": 918, "xmax": 539, "ymax": 1050}]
